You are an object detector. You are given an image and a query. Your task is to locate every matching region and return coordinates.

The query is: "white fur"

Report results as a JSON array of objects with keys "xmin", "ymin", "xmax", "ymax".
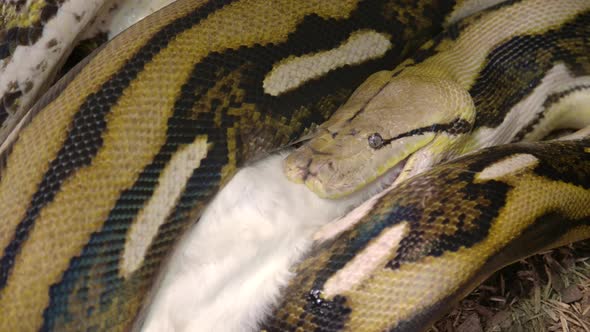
[{"xmin": 139, "ymin": 153, "xmax": 369, "ymax": 332}]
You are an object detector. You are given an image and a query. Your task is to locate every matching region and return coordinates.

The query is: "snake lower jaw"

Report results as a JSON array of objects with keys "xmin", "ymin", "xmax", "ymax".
[
  {"xmin": 343, "ymin": 156, "xmax": 410, "ymax": 202},
  {"xmin": 286, "ymin": 155, "xmax": 409, "ymax": 200}
]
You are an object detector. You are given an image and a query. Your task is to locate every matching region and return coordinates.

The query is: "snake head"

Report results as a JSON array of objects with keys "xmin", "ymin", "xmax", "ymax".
[{"xmin": 284, "ymin": 72, "xmax": 475, "ymax": 199}]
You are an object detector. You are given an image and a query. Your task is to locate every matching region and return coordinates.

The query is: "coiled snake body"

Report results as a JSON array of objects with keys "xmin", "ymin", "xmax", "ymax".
[{"xmin": 0, "ymin": 0, "xmax": 588, "ymax": 331}]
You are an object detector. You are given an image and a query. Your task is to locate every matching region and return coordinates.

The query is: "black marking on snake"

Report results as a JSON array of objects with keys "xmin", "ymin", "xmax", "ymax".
[
  {"xmin": 471, "ymin": 10, "xmax": 590, "ymax": 128},
  {"xmin": 40, "ymin": 0, "xmax": 458, "ymax": 329},
  {"xmin": 512, "ymin": 84, "xmax": 590, "ymax": 142},
  {"xmin": 390, "ymin": 203, "xmax": 590, "ymax": 332},
  {"xmin": 0, "ymin": 0, "xmax": 240, "ymax": 314},
  {"xmin": 307, "ymin": 290, "xmax": 351, "ymax": 332},
  {"xmin": 9, "ymin": 0, "xmax": 27, "ymax": 12},
  {"xmin": 396, "ymin": 0, "xmax": 524, "ymax": 70},
  {"xmin": 267, "ymin": 139, "xmax": 590, "ymax": 332},
  {"xmin": 407, "ymin": 23, "xmax": 457, "ymax": 66},
  {"xmin": 389, "ymin": 139, "xmax": 590, "ymax": 269},
  {"xmin": 264, "ymin": 8, "xmax": 588, "ymax": 332},
  {"xmin": 368, "ymin": 118, "xmax": 471, "ymax": 149},
  {"xmin": 266, "ymin": 145, "xmax": 522, "ymax": 329},
  {"xmin": 530, "ymin": 140, "xmax": 590, "ymax": 190},
  {"xmin": 386, "ymin": 178, "xmax": 509, "ymax": 269},
  {"xmin": 328, "ymin": 0, "xmax": 460, "ymax": 125},
  {"xmin": 265, "ymin": 202, "xmax": 425, "ymax": 331},
  {"xmin": 347, "ymin": 0, "xmax": 496, "ymax": 122},
  {"xmin": 40, "ymin": 0, "xmax": 244, "ymax": 326}
]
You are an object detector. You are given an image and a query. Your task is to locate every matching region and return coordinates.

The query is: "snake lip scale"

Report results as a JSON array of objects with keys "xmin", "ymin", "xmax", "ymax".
[{"xmin": 359, "ymin": 155, "xmax": 409, "ymax": 198}]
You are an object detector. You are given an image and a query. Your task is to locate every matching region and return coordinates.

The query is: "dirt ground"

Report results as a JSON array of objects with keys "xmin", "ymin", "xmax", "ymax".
[{"xmin": 430, "ymin": 241, "xmax": 590, "ymax": 332}]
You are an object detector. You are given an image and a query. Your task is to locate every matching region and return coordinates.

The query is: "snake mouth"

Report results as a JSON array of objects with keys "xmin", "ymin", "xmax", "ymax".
[{"xmin": 359, "ymin": 156, "xmax": 409, "ymax": 199}]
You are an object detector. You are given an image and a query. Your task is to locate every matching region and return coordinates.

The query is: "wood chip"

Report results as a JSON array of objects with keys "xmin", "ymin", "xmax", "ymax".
[
  {"xmin": 547, "ymin": 265, "xmax": 565, "ymax": 292},
  {"xmin": 485, "ymin": 310, "xmax": 512, "ymax": 331},
  {"xmin": 561, "ymin": 285, "xmax": 583, "ymax": 304},
  {"xmin": 474, "ymin": 305, "xmax": 494, "ymax": 319},
  {"xmin": 457, "ymin": 313, "xmax": 482, "ymax": 332},
  {"xmin": 445, "ymin": 319, "xmax": 454, "ymax": 332},
  {"xmin": 581, "ymin": 295, "xmax": 590, "ymax": 317}
]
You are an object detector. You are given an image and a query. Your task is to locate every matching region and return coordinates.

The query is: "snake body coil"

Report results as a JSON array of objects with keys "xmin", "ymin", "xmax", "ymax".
[
  {"xmin": 0, "ymin": 0, "xmax": 459, "ymax": 330},
  {"xmin": 0, "ymin": 0, "xmax": 588, "ymax": 331}
]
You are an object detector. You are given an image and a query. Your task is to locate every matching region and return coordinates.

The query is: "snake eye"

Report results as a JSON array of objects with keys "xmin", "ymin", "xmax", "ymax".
[{"xmin": 368, "ymin": 133, "xmax": 384, "ymax": 149}]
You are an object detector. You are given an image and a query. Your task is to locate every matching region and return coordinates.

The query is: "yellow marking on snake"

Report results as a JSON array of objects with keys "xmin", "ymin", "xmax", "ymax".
[
  {"xmin": 400, "ymin": 0, "xmax": 586, "ymax": 87},
  {"xmin": 285, "ymin": 74, "xmax": 475, "ymax": 198},
  {"xmin": 7, "ymin": 0, "xmax": 467, "ymax": 329},
  {"xmin": 285, "ymin": 0, "xmax": 589, "ymax": 199},
  {"xmin": 263, "ymin": 30, "xmax": 392, "ymax": 96},
  {"xmin": 0, "ymin": 4, "xmax": 215, "ymax": 329},
  {"xmin": 472, "ymin": 64, "xmax": 590, "ymax": 146},
  {"xmin": 1, "ymin": 2, "xmax": 364, "ymax": 327},
  {"xmin": 0, "ymin": 41, "xmax": 181, "ymax": 330},
  {"xmin": 1, "ymin": 0, "xmax": 45, "ymax": 28},
  {"xmin": 2, "ymin": 0, "xmax": 589, "ymax": 331},
  {"xmin": 0, "ymin": 1, "xmax": 190, "ymax": 265},
  {"xmin": 340, "ymin": 174, "xmax": 590, "ymax": 331},
  {"xmin": 476, "ymin": 153, "xmax": 539, "ymax": 181},
  {"xmin": 268, "ymin": 1, "xmax": 590, "ymax": 329},
  {"xmin": 122, "ymin": 136, "xmax": 209, "ymax": 278}
]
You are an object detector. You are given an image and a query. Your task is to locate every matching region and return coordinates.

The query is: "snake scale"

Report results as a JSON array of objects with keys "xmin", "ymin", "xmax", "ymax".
[{"xmin": 0, "ymin": 0, "xmax": 588, "ymax": 331}]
